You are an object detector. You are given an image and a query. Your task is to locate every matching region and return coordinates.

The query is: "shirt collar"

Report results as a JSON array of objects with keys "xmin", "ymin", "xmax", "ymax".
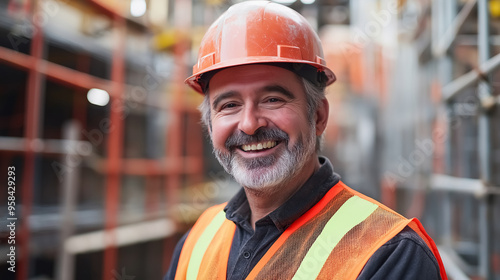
[{"xmin": 224, "ymin": 156, "xmax": 341, "ymax": 232}]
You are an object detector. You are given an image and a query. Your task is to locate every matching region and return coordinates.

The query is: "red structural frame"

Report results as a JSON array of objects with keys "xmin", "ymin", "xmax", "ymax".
[{"xmin": 0, "ymin": 0, "xmax": 203, "ymax": 279}]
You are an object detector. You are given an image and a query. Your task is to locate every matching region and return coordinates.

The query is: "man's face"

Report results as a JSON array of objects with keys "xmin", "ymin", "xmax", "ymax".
[{"xmin": 207, "ymin": 64, "xmax": 321, "ymax": 190}]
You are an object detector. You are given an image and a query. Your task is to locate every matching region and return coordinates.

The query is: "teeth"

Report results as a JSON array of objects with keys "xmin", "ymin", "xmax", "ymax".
[{"xmin": 242, "ymin": 141, "xmax": 277, "ymax": 151}]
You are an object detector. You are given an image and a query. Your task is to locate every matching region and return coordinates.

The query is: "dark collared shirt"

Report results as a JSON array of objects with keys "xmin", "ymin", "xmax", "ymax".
[{"xmin": 165, "ymin": 157, "xmax": 441, "ymax": 280}]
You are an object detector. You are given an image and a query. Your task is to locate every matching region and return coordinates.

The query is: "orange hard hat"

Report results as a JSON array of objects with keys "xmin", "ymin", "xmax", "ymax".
[{"xmin": 185, "ymin": 0, "xmax": 336, "ymax": 93}]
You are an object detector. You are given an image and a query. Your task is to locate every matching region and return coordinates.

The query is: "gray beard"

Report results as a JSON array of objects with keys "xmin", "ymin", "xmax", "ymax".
[{"xmin": 213, "ymin": 127, "xmax": 316, "ymax": 190}]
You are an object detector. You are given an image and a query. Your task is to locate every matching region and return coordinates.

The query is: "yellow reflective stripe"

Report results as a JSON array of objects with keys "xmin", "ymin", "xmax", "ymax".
[
  {"xmin": 292, "ymin": 196, "xmax": 378, "ymax": 280},
  {"xmin": 186, "ymin": 210, "xmax": 226, "ymax": 280}
]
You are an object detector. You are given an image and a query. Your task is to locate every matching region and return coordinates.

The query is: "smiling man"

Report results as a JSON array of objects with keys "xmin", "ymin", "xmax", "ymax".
[
  {"xmin": 165, "ymin": 1, "xmax": 447, "ymax": 279},
  {"xmin": 207, "ymin": 65, "xmax": 325, "ymax": 226}
]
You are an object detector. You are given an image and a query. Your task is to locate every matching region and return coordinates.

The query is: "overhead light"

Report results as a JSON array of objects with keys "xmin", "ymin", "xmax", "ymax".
[
  {"xmin": 87, "ymin": 88, "xmax": 110, "ymax": 106},
  {"xmin": 131, "ymin": 0, "xmax": 147, "ymax": 17},
  {"xmin": 301, "ymin": 0, "xmax": 315, "ymax": 4}
]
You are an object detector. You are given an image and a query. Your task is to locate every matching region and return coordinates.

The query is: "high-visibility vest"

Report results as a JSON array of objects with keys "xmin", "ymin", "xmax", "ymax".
[{"xmin": 175, "ymin": 181, "xmax": 447, "ymax": 280}]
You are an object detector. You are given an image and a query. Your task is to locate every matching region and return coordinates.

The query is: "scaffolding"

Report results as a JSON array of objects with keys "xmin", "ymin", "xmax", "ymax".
[
  {"xmin": 321, "ymin": 0, "xmax": 500, "ymax": 279},
  {"xmin": 392, "ymin": 0, "xmax": 500, "ymax": 279}
]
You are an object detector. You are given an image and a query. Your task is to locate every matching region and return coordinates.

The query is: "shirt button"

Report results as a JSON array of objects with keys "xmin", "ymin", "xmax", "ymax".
[{"xmin": 243, "ymin": 251, "xmax": 251, "ymax": 259}]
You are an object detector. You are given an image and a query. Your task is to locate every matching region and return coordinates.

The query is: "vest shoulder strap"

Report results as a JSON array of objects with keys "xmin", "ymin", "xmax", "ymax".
[
  {"xmin": 248, "ymin": 181, "xmax": 446, "ymax": 280},
  {"xmin": 339, "ymin": 182, "xmax": 447, "ymax": 279},
  {"xmin": 175, "ymin": 203, "xmax": 235, "ymax": 280}
]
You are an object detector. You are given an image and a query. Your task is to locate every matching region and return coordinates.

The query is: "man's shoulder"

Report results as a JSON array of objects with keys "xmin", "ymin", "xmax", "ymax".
[{"xmin": 357, "ymin": 226, "xmax": 442, "ymax": 280}]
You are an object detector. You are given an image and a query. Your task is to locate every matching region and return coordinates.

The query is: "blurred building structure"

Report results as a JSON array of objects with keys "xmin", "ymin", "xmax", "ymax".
[
  {"xmin": 0, "ymin": 0, "xmax": 210, "ymax": 279},
  {"xmin": 322, "ymin": 1, "xmax": 500, "ymax": 279},
  {"xmin": 0, "ymin": 0, "xmax": 499, "ymax": 279}
]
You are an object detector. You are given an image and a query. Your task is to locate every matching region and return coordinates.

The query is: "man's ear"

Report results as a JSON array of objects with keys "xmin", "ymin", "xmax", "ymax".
[{"xmin": 315, "ymin": 98, "xmax": 329, "ymax": 136}]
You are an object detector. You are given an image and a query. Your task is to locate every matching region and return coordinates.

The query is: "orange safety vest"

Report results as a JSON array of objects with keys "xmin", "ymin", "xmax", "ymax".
[{"xmin": 175, "ymin": 181, "xmax": 447, "ymax": 280}]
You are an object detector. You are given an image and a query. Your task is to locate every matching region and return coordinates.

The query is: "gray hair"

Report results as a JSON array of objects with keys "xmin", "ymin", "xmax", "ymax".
[{"xmin": 198, "ymin": 77, "xmax": 326, "ymax": 152}]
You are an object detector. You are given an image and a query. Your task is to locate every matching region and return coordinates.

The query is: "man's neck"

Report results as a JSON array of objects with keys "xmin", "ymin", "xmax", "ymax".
[{"xmin": 244, "ymin": 156, "xmax": 320, "ymax": 229}]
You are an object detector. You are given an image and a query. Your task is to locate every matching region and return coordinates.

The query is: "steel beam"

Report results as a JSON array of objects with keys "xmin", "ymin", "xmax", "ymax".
[
  {"xmin": 432, "ymin": 0, "xmax": 477, "ymax": 57},
  {"xmin": 18, "ymin": 0, "xmax": 44, "ymax": 277},
  {"xmin": 64, "ymin": 218, "xmax": 176, "ymax": 254},
  {"xmin": 477, "ymin": 1, "xmax": 493, "ymax": 278},
  {"xmin": 0, "ymin": 46, "xmax": 112, "ymax": 92},
  {"xmin": 102, "ymin": 14, "xmax": 126, "ymax": 280},
  {"xmin": 0, "ymin": 137, "xmax": 92, "ymax": 155},
  {"xmin": 55, "ymin": 122, "xmax": 81, "ymax": 280},
  {"xmin": 430, "ymin": 174, "xmax": 483, "ymax": 193},
  {"xmin": 438, "ymin": 247, "xmax": 473, "ymax": 280},
  {"xmin": 429, "ymin": 174, "xmax": 500, "ymax": 196},
  {"xmin": 161, "ymin": 0, "xmax": 192, "ymax": 271},
  {"xmin": 86, "ymin": 157, "xmax": 203, "ymax": 175},
  {"xmin": 120, "ymin": 157, "xmax": 203, "ymax": 175},
  {"xmin": 442, "ymin": 52, "xmax": 500, "ymax": 102},
  {"xmin": 0, "ymin": 46, "xmax": 206, "ymax": 112}
]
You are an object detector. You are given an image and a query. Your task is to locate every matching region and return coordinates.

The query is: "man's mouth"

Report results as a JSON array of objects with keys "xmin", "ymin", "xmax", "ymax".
[{"xmin": 241, "ymin": 141, "xmax": 278, "ymax": 152}]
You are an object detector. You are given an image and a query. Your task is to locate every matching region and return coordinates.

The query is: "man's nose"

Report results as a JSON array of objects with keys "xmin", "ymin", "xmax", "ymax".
[{"xmin": 238, "ymin": 105, "xmax": 267, "ymax": 135}]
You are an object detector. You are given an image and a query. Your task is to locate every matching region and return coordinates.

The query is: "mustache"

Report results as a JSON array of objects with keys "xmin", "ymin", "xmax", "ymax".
[{"xmin": 225, "ymin": 127, "xmax": 289, "ymax": 149}]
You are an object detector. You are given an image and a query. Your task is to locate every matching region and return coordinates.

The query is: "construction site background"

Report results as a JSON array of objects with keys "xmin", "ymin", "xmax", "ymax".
[{"xmin": 0, "ymin": 0, "xmax": 499, "ymax": 279}]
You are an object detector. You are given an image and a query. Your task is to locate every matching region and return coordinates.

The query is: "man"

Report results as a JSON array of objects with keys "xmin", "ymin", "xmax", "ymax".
[{"xmin": 165, "ymin": 1, "xmax": 447, "ymax": 279}]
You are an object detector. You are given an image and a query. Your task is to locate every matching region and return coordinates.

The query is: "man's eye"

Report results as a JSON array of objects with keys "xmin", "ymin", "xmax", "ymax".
[
  {"xmin": 221, "ymin": 103, "xmax": 237, "ymax": 110},
  {"xmin": 266, "ymin": 98, "xmax": 283, "ymax": 103}
]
